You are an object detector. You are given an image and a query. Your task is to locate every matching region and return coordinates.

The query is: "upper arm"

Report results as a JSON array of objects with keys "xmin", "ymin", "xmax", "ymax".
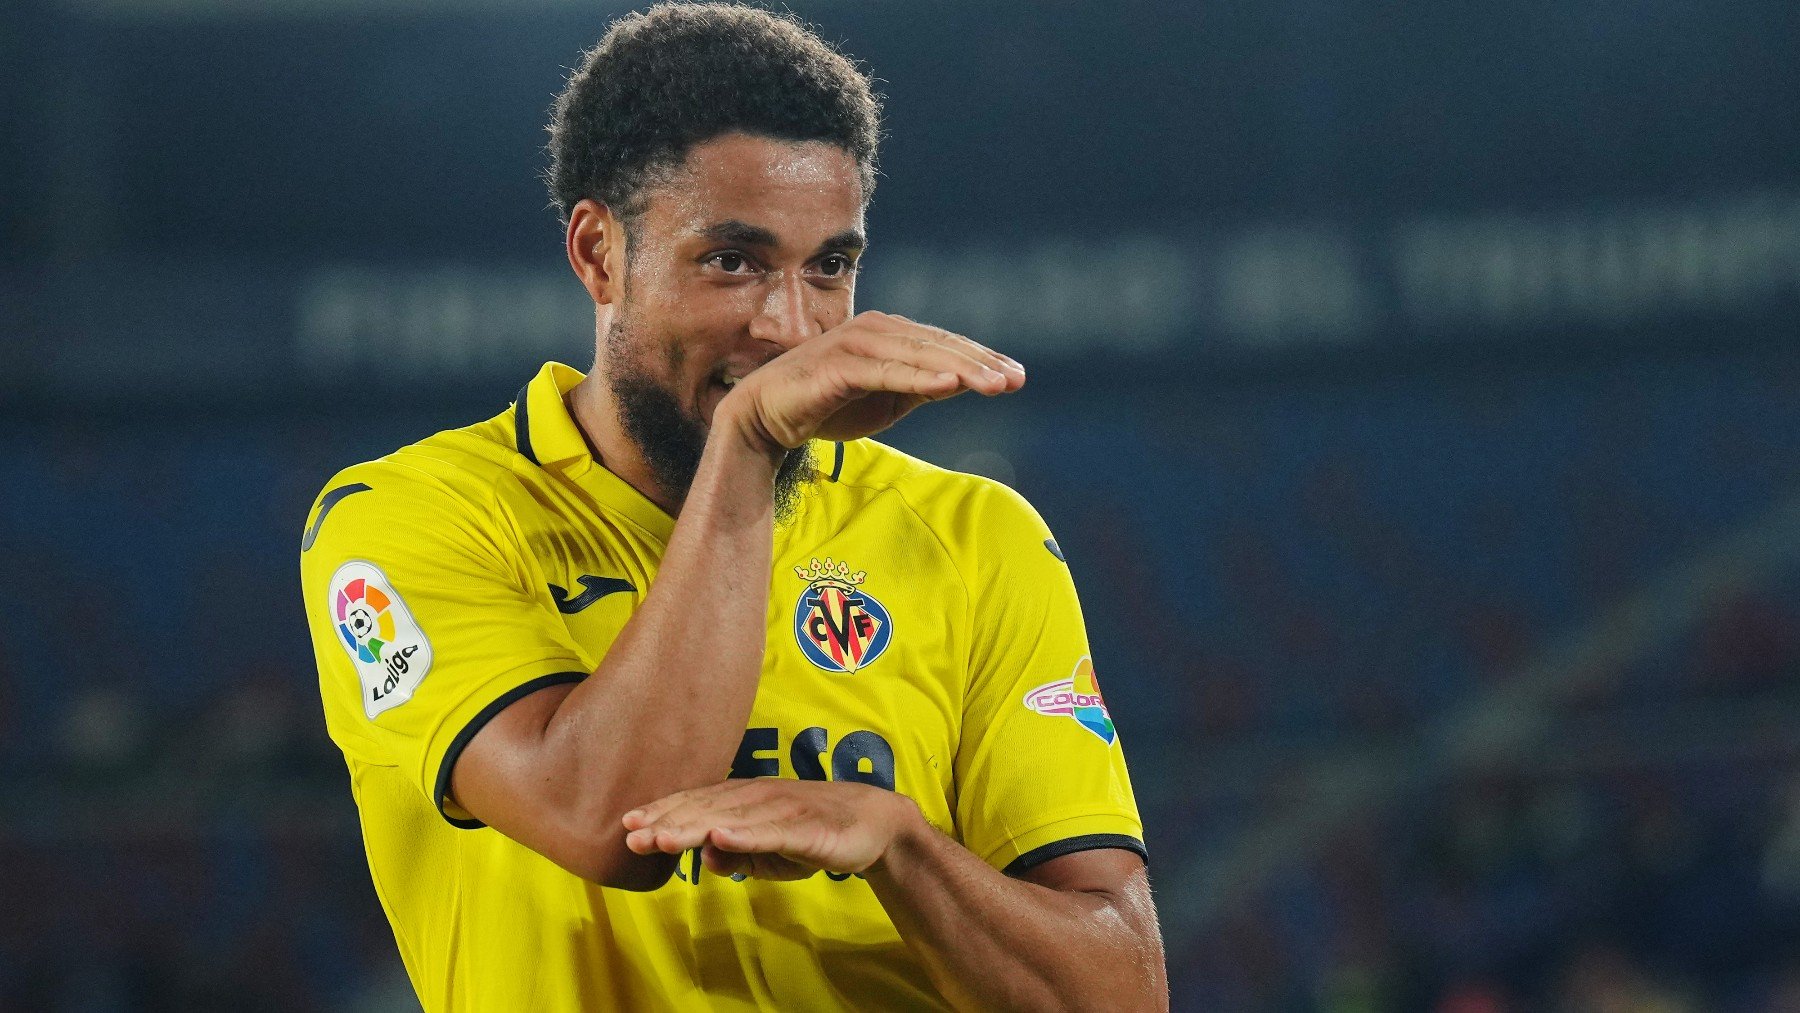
[
  {"xmin": 946, "ymin": 480, "xmax": 1147, "ymax": 873},
  {"xmin": 1016, "ymin": 845, "xmax": 1145, "ymax": 896},
  {"xmin": 446, "ymin": 678, "xmax": 677, "ymax": 884},
  {"xmin": 1021, "ymin": 849, "xmax": 1167, "ymax": 1008},
  {"xmin": 299, "ymin": 469, "xmax": 591, "ymax": 827},
  {"xmin": 300, "ymin": 467, "xmax": 676, "ymax": 887}
]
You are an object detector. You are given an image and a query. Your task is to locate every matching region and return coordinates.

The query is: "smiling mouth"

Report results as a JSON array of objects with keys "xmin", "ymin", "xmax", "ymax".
[
  {"xmin": 701, "ymin": 370, "xmax": 746, "ymax": 418},
  {"xmin": 711, "ymin": 367, "xmax": 754, "ymax": 394}
]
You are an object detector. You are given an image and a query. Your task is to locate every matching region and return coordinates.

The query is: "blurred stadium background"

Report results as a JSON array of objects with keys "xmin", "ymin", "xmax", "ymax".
[{"xmin": 4, "ymin": 0, "xmax": 1800, "ymax": 1009}]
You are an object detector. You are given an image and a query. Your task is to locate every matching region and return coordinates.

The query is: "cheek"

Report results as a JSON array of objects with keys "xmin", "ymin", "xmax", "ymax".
[
  {"xmin": 666, "ymin": 273, "xmax": 764, "ymax": 325},
  {"xmin": 817, "ymin": 288, "xmax": 855, "ymax": 329}
]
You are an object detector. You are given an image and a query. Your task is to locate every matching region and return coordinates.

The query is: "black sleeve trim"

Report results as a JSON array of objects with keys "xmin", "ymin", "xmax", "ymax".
[
  {"xmin": 1003, "ymin": 833, "xmax": 1148, "ymax": 877},
  {"xmin": 432, "ymin": 671, "xmax": 587, "ymax": 829}
]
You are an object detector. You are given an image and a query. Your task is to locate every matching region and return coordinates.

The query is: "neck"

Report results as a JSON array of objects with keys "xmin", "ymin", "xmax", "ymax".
[{"xmin": 565, "ymin": 373, "xmax": 686, "ymax": 517}]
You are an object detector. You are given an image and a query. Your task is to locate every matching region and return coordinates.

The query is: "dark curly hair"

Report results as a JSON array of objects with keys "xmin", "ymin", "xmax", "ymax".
[{"xmin": 545, "ymin": 2, "xmax": 883, "ymax": 230}]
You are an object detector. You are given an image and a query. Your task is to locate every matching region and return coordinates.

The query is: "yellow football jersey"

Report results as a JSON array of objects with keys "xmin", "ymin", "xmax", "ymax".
[{"xmin": 299, "ymin": 361, "xmax": 1145, "ymax": 1012}]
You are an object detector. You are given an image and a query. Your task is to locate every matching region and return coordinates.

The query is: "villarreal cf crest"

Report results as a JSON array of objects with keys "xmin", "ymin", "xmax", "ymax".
[{"xmin": 792, "ymin": 557, "xmax": 893, "ymax": 674}]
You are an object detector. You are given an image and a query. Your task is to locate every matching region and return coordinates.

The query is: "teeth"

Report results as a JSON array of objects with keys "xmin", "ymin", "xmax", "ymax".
[{"xmin": 722, "ymin": 376, "xmax": 741, "ymax": 387}]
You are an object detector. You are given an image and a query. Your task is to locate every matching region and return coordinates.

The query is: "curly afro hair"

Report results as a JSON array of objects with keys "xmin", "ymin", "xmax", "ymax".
[{"xmin": 545, "ymin": 2, "xmax": 883, "ymax": 228}]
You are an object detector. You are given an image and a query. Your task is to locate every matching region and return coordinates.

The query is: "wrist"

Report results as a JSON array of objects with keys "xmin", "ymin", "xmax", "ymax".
[
  {"xmin": 713, "ymin": 390, "xmax": 787, "ymax": 467},
  {"xmin": 870, "ymin": 791, "xmax": 932, "ymax": 876}
]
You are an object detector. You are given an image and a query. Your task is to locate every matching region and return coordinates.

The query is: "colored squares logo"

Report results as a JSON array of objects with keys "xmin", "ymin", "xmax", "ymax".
[{"xmin": 336, "ymin": 576, "xmax": 396, "ymax": 664}]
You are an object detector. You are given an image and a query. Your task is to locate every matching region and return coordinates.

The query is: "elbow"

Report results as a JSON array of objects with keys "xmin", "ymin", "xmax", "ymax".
[
  {"xmin": 563, "ymin": 835, "xmax": 680, "ymax": 892},
  {"xmin": 594, "ymin": 850, "xmax": 681, "ymax": 892}
]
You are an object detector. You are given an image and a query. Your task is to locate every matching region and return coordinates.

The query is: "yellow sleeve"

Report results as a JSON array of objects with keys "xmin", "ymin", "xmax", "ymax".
[
  {"xmin": 299, "ymin": 465, "xmax": 592, "ymax": 828},
  {"xmin": 947, "ymin": 480, "xmax": 1146, "ymax": 875}
]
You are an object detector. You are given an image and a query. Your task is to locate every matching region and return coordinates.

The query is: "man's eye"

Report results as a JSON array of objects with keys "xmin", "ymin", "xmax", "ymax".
[
  {"xmin": 819, "ymin": 255, "xmax": 854, "ymax": 277},
  {"xmin": 711, "ymin": 252, "xmax": 749, "ymax": 273}
]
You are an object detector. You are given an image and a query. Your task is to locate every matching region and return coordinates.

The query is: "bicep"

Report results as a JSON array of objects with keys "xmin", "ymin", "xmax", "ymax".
[
  {"xmin": 447, "ymin": 678, "xmax": 678, "ymax": 889},
  {"xmin": 1017, "ymin": 845, "xmax": 1146, "ymax": 898},
  {"xmin": 1020, "ymin": 849, "xmax": 1168, "ymax": 1007},
  {"xmin": 447, "ymin": 679, "xmax": 580, "ymax": 828}
]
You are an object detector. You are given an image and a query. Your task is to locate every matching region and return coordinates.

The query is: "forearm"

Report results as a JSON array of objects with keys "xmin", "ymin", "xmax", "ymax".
[
  {"xmin": 543, "ymin": 422, "xmax": 778, "ymax": 821},
  {"xmin": 866, "ymin": 818, "xmax": 1166, "ymax": 1012}
]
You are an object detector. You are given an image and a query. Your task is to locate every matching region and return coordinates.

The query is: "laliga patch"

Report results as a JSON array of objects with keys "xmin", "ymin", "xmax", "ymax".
[
  {"xmin": 1023, "ymin": 656, "xmax": 1116, "ymax": 745},
  {"xmin": 328, "ymin": 561, "xmax": 433, "ymax": 720},
  {"xmin": 792, "ymin": 556, "xmax": 892, "ymax": 674}
]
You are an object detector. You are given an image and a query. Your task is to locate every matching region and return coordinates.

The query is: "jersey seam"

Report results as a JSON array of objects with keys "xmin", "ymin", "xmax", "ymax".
[
  {"xmin": 370, "ymin": 452, "xmax": 535, "ymax": 593},
  {"xmin": 880, "ymin": 480, "xmax": 977, "ymax": 644}
]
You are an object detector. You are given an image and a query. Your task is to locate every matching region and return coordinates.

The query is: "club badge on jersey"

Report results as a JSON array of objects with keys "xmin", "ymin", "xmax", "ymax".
[
  {"xmin": 328, "ymin": 560, "xmax": 434, "ymax": 719},
  {"xmin": 791, "ymin": 556, "xmax": 893, "ymax": 674}
]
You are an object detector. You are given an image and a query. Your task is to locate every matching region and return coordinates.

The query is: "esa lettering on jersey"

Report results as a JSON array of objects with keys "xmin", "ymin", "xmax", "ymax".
[
  {"xmin": 327, "ymin": 560, "xmax": 434, "ymax": 720},
  {"xmin": 671, "ymin": 724, "xmax": 899, "ymax": 887}
]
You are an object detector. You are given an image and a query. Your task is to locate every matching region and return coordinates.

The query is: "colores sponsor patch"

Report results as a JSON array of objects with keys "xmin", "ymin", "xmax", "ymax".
[
  {"xmin": 1023, "ymin": 656, "xmax": 1116, "ymax": 745},
  {"xmin": 328, "ymin": 560, "xmax": 432, "ymax": 720}
]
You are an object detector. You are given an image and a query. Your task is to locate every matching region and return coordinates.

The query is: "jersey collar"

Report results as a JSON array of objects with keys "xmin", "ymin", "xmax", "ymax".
[{"xmin": 512, "ymin": 361, "xmax": 842, "ymax": 543}]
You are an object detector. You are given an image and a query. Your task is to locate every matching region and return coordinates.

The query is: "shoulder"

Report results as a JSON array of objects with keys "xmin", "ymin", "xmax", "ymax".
[
  {"xmin": 299, "ymin": 406, "xmax": 525, "ymax": 565},
  {"xmin": 834, "ymin": 438, "xmax": 1053, "ymax": 545}
]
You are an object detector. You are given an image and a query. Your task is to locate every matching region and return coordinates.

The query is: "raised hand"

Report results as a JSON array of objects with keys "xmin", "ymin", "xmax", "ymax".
[{"xmin": 718, "ymin": 311, "xmax": 1026, "ymax": 457}]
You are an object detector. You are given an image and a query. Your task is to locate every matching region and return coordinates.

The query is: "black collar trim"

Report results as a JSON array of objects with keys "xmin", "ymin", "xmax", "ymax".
[{"xmin": 514, "ymin": 382, "xmax": 540, "ymax": 466}]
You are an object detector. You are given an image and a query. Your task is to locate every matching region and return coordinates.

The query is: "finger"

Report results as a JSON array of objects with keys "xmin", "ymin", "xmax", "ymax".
[
  {"xmin": 628, "ymin": 783, "xmax": 807, "ymax": 852},
  {"xmin": 845, "ymin": 329, "xmax": 1012, "ymax": 395},
  {"xmin": 828, "ymin": 355, "xmax": 970, "ymax": 400},
  {"xmin": 704, "ymin": 824, "xmax": 837, "ymax": 880},
  {"xmin": 625, "ymin": 822, "xmax": 712, "ymax": 855},
  {"xmin": 700, "ymin": 845, "xmax": 818, "ymax": 882},
  {"xmin": 857, "ymin": 316, "xmax": 1025, "ymax": 391},
  {"xmin": 700, "ymin": 843, "xmax": 751, "ymax": 877},
  {"xmin": 898, "ymin": 320, "xmax": 1026, "ymax": 386},
  {"xmin": 622, "ymin": 781, "xmax": 742, "ymax": 830}
]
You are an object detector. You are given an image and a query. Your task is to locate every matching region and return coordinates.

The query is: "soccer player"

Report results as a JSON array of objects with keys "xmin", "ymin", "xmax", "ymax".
[{"xmin": 299, "ymin": 4, "xmax": 1166, "ymax": 1009}]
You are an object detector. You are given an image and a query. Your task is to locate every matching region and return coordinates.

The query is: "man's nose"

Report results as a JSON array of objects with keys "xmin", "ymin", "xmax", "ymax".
[{"xmin": 747, "ymin": 271, "xmax": 824, "ymax": 350}]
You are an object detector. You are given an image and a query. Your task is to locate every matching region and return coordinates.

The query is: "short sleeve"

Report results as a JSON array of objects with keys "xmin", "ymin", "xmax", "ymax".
[
  {"xmin": 949, "ymin": 482, "xmax": 1146, "ymax": 876},
  {"xmin": 299, "ymin": 467, "xmax": 592, "ymax": 828}
]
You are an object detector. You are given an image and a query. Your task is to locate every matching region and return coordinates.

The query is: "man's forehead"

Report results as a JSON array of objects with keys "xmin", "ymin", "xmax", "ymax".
[{"xmin": 643, "ymin": 132, "xmax": 866, "ymax": 245}]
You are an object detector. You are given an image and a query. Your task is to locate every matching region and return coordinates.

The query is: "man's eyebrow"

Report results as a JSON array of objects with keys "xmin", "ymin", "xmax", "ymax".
[
  {"xmin": 695, "ymin": 220, "xmax": 866, "ymax": 256},
  {"xmin": 697, "ymin": 219, "xmax": 779, "ymax": 247},
  {"xmin": 816, "ymin": 228, "xmax": 867, "ymax": 255}
]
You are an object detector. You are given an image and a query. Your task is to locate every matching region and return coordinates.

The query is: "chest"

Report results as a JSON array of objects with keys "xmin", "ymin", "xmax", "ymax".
[{"xmin": 529, "ymin": 510, "xmax": 969, "ymax": 823}]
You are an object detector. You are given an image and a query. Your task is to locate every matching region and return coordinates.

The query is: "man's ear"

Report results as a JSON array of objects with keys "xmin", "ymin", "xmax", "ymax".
[{"xmin": 566, "ymin": 199, "xmax": 626, "ymax": 306}]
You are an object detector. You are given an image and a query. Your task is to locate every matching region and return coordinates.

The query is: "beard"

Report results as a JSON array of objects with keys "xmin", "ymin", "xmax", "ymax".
[{"xmin": 604, "ymin": 312, "xmax": 816, "ymax": 522}]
